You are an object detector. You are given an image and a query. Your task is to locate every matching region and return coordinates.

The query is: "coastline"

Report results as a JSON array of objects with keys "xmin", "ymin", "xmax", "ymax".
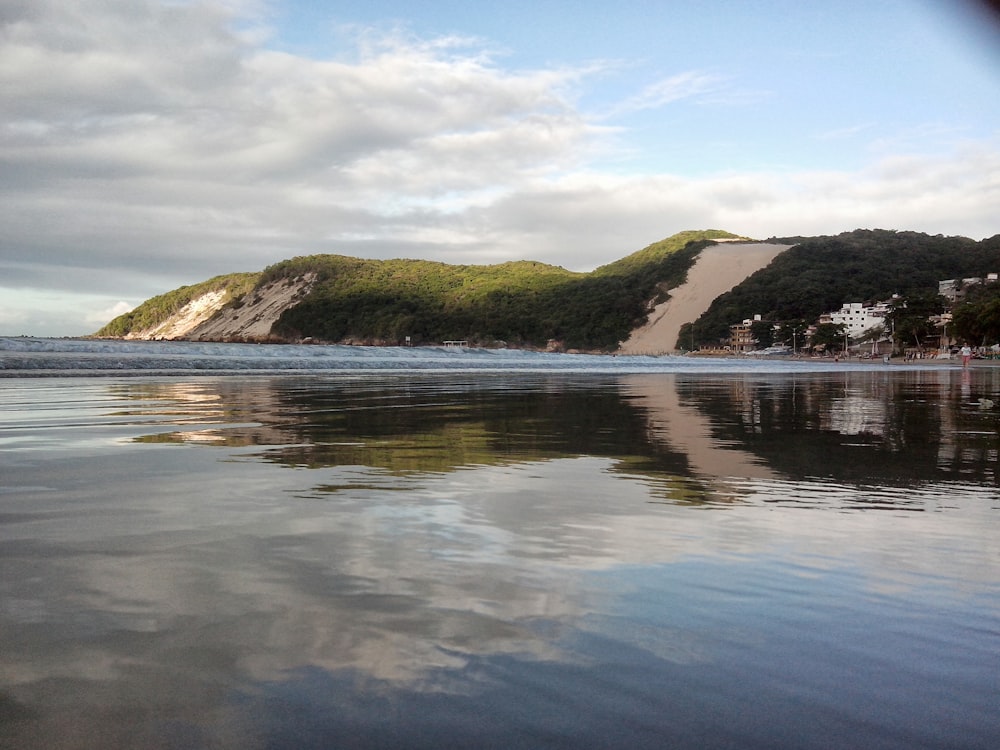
[{"xmin": 690, "ymin": 352, "xmax": 1000, "ymax": 367}]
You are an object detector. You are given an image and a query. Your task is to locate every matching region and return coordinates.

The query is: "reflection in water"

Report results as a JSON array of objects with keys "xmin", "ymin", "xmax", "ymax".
[
  {"xmin": 123, "ymin": 369, "xmax": 1000, "ymax": 496},
  {"xmin": 662, "ymin": 368, "xmax": 1000, "ymax": 487},
  {"xmin": 1, "ymin": 372, "xmax": 999, "ymax": 749}
]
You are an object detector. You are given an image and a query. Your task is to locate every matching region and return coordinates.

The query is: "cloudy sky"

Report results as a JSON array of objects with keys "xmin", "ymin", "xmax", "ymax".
[{"xmin": 2, "ymin": 0, "xmax": 999, "ymax": 336}]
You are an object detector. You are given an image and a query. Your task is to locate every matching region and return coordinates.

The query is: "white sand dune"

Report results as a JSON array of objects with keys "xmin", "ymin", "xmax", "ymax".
[
  {"xmin": 124, "ymin": 288, "xmax": 228, "ymax": 340},
  {"xmin": 618, "ymin": 242, "xmax": 791, "ymax": 354},
  {"xmin": 188, "ymin": 273, "xmax": 316, "ymax": 340},
  {"xmin": 124, "ymin": 274, "xmax": 316, "ymax": 341}
]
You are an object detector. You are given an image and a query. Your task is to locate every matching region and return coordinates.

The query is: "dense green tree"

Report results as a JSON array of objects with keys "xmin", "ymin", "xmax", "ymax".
[
  {"xmin": 809, "ymin": 322, "xmax": 848, "ymax": 352},
  {"xmin": 749, "ymin": 320, "xmax": 775, "ymax": 349},
  {"xmin": 885, "ymin": 292, "xmax": 946, "ymax": 352},
  {"xmin": 675, "ymin": 322, "xmax": 701, "ymax": 351},
  {"xmin": 774, "ymin": 319, "xmax": 809, "ymax": 352},
  {"xmin": 951, "ymin": 283, "xmax": 1000, "ymax": 345}
]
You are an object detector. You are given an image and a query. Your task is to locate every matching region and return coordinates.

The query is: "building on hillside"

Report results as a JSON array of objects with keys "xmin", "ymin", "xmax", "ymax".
[
  {"xmin": 729, "ymin": 314, "xmax": 762, "ymax": 353},
  {"xmin": 939, "ymin": 274, "xmax": 999, "ymax": 301},
  {"xmin": 818, "ymin": 301, "xmax": 891, "ymax": 339}
]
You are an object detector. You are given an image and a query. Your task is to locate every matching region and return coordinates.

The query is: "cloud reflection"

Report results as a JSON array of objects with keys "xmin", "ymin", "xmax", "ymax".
[{"xmin": 3, "ymin": 373, "xmax": 1000, "ymax": 747}]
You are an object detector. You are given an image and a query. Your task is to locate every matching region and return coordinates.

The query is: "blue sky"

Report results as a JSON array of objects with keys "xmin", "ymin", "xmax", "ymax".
[
  {"xmin": 269, "ymin": 0, "xmax": 999, "ymax": 175},
  {"xmin": 2, "ymin": 0, "xmax": 999, "ymax": 336}
]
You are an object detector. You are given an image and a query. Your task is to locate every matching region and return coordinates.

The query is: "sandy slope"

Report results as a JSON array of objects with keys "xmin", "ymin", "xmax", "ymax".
[
  {"xmin": 187, "ymin": 274, "xmax": 316, "ymax": 340},
  {"xmin": 618, "ymin": 242, "xmax": 791, "ymax": 354},
  {"xmin": 623, "ymin": 374, "xmax": 775, "ymax": 480},
  {"xmin": 124, "ymin": 289, "xmax": 228, "ymax": 340},
  {"xmin": 124, "ymin": 274, "xmax": 316, "ymax": 341}
]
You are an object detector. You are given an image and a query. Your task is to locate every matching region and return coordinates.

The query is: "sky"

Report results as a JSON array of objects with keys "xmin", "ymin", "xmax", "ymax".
[{"xmin": 2, "ymin": 0, "xmax": 999, "ymax": 336}]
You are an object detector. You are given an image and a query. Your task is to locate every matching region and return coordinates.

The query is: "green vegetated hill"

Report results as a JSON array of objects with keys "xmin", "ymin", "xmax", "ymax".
[
  {"xmin": 685, "ymin": 229, "xmax": 1000, "ymax": 348},
  {"xmin": 96, "ymin": 272, "xmax": 260, "ymax": 338},
  {"xmin": 100, "ymin": 228, "xmax": 1000, "ymax": 351},
  {"xmin": 270, "ymin": 228, "xmax": 737, "ymax": 348},
  {"xmin": 99, "ymin": 229, "xmax": 739, "ymax": 349}
]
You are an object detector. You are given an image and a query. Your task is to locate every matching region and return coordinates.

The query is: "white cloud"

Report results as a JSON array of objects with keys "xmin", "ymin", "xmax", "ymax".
[
  {"xmin": 813, "ymin": 123, "xmax": 877, "ymax": 141},
  {"xmin": 428, "ymin": 140, "xmax": 1000, "ymax": 272},
  {"xmin": 0, "ymin": 0, "xmax": 997, "ymax": 336},
  {"xmin": 604, "ymin": 70, "xmax": 726, "ymax": 116},
  {"xmin": 0, "ymin": 1, "xmax": 599, "ymax": 285},
  {"xmin": 86, "ymin": 300, "xmax": 135, "ymax": 328}
]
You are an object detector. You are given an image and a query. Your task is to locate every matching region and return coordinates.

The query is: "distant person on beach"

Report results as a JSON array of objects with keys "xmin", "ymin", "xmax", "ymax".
[{"xmin": 960, "ymin": 344, "xmax": 972, "ymax": 367}]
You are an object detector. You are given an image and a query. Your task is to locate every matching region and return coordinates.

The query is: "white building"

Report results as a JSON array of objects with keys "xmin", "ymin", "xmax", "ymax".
[{"xmin": 819, "ymin": 302, "xmax": 889, "ymax": 339}]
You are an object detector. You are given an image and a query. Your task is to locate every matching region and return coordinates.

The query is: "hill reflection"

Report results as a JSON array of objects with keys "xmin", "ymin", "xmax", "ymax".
[{"xmin": 124, "ymin": 368, "xmax": 1000, "ymax": 504}]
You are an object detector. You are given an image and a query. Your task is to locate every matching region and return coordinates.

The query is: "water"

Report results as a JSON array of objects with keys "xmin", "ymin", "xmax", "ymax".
[
  {"xmin": 0, "ymin": 336, "xmax": 909, "ymax": 376},
  {"xmin": 1, "ymin": 340, "xmax": 999, "ymax": 749}
]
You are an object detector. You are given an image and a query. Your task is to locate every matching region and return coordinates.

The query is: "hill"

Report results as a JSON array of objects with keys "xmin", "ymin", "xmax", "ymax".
[
  {"xmin": 96, "ymin": 229, "xmax": 744, "ymax": 350},
  {"xmin": 686, "ymin": 229, "xmax": 1000, "ymax": 348},
  {"xmin": 97, "ymin": 228, "xmax": 1000, "ymax": 352}
]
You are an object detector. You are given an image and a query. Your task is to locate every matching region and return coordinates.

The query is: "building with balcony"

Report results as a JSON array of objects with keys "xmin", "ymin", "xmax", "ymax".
[{"xmin": 729, "ymin": 314, "xmax": 762, "ymax": 353}]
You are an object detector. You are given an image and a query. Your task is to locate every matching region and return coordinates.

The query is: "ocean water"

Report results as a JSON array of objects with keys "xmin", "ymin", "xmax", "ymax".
[
  {"xmin": 0, "ymin": 336, "xmax": 897, "ymax": 376},
  {"xmin": 1, "ymin": 340, "xmax": 999, "ymax": 749}
]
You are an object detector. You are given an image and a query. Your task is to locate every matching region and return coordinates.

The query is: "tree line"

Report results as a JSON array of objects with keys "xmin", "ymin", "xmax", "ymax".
[
  {"xmin": 97, "ymin": 228, "xmax": 1000, "ymax": 352},
  {"xmin": 97, "ymin": 230, "xmax": 737, "ymax": 349}
]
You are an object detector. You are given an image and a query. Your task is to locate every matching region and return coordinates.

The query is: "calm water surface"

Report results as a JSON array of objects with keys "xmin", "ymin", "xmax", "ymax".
[{"xmin": 2, "ymin": 368, "xmax": 999, "ymax": 749}]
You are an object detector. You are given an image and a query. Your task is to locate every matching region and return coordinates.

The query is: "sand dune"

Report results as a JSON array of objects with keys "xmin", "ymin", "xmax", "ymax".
[
  {"xmin": 124, "ymin": 274, "xmax": 316, "ymax": 341},
  {"xmin": 188, "ymin": 273, "xmax": 316, "ymax": 340},
  {"xmin": 618, "ymin": 242, "xmax": 790, "ymax": 354}
]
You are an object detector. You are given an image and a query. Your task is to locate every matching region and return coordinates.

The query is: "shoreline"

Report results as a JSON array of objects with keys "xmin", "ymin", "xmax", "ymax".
[{"xmin": 684, "ymin": 352, "xmax": 1000, "ymax": 367}]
